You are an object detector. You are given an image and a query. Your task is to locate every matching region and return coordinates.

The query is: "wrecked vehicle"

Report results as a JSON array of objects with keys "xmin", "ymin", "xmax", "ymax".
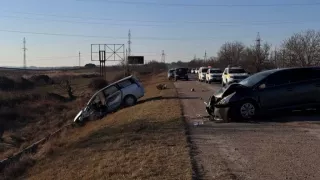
[
  {"xmin": 205, "ymin": 67, "xmax": 320, "ymax": 122},
  {"xmin": 74, "ymin": 75, "xmax": 145, "ymax": 124},
  {"xmin": 174, "ymin": 67, "xmax": 189, "ymax": 81}
]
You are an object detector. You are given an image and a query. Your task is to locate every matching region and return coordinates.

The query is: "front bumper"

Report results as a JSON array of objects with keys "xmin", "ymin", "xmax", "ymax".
[{"xmin": 205, "ymin": 98, "xmax": 231, "ymax": 122}]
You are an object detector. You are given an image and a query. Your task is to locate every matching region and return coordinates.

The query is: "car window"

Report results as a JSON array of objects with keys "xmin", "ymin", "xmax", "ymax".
[
  {"xmin": 210, "ymin": 69, "xmax": 222, "ymax": 73},
  {"xmin": 201, "ymin": 68, "xmax": 208, "ymax": 73},
  {"xmin": 265, "ymin": 71, "xmax": 291, "ymax": 87},
  {"xmin": 117, "ymin": 79, "xmax": 133, "ymax": 88},
  {"xmin": 103, "ymin": 85, "xmax": 118, "ymax": 97},
  {"xmin": 289, "ymin": 69, "xmax": 313, "ymax": 83}
]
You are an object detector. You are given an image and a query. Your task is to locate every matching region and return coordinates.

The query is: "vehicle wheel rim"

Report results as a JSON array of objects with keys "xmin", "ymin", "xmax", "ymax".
[
  {"xmin": 126, "ymin": 97, "xmax": 135, "ymax": 106},
  {"xmin": 240, "ymin": 103, "xmax": 255, "ymax": 118}
]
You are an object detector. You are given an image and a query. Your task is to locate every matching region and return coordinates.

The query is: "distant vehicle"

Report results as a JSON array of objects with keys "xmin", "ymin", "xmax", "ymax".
[
  {"xmin": 168, "ymin": 68, "xmax": 175, "ymax": 80},
  {"xmin": 74, "ymin": 75, "xmax": 145, "ymax": 124},
  {"xmin": 222, "ymin": 66, "xmax": 249, "ymax": 86},
  {"xmin": 191, "ymin": 68, "xmax": 195, "ymax": 74},
  {"xmin": 195, "ymin": 69, "xmax": 198, "ymax": 74},
  {"xmin": 198, "ymin": 67, "xmax": 209, "ymax": 82},
  {"xmin": 174, "ymin": 67, "xmax": 189, "ymax": 81},
  {"xmin": 205, "ymin": 67, "xmax": 320, "ymax": 122},
  {"xmin": 205, "ymin": 68, "xmax": 223, "ymax": 83}
]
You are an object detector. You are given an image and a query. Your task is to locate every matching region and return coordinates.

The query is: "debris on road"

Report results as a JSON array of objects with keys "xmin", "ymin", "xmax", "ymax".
[
  {"xmin": 156, "ymin": 83, "xmax": 167, "ymax": 90},
  {"xmin": 191, "ymin": 88, "xmax": 195, "ymax": 92}
]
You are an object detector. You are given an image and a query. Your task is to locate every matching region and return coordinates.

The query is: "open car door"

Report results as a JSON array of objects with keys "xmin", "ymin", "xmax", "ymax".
[{"xmin": 103, "ymin": 85, "xmax": 123, "ymax": 112}]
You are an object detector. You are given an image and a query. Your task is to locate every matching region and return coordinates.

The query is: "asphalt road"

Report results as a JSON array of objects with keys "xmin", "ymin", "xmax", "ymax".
[{"xmin": 175, "ymin": 74, "xmax": 320, "ymax": 180}]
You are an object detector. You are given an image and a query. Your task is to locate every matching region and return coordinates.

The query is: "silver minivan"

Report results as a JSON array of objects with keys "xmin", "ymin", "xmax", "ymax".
[{"xmin": 74, "ymin": 75, "xmax": 145, "ymax": 123}]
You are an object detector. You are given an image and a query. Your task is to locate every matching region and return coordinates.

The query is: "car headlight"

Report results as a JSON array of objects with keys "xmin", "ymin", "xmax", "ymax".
[{"xmin": 216, "ymin": 97, "xmax": 228, "ymax": 105}]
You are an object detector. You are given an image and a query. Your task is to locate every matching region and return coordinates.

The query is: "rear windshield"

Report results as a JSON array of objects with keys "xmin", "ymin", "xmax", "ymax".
[
  {"xmin": 229, "ymin": 68, "xmax": 246, "ymax": 73},
  {"xmin": 176, "ymin": 68, "xmax": 188, "ymax": 74},
  {"xmin": 201, "ymin": 68, "xmax": 208, "ymax": 73},
  {"xmin": 210, "ymin": 69, "xmax": 222, "ymax": 73}
]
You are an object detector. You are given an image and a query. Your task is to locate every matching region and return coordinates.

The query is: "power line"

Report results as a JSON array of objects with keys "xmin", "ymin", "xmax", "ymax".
[
  {"xmin": 1, "ymin": 12, "xmax": 319, "ymax": 26},
  {"xmin": 77, "ymin": 0, "xmax": 320, "ymax": 7},
  {"xmin": 0, "ymin": 29, "xmax": 235, "ymax": 41}
]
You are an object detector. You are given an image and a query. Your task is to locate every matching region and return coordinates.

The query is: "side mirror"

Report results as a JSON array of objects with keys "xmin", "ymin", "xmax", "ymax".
[{"xmin": 259, "ymin": 84, "xmax": 266, "ymax": 89}]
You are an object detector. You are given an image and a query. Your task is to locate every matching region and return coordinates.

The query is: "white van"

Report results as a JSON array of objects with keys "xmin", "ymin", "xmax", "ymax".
[{"xmin": 198, "ymin": 67, "xmax": 209, "ymax": 82}]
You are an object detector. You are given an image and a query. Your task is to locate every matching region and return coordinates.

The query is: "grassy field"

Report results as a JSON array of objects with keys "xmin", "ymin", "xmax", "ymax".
[{"xmin": 1, "ymin": 71, "xmax": 192, "ymax": 180}]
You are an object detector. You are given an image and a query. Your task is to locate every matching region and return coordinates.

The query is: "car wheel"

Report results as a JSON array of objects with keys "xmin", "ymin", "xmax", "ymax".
[
  {"xmin": 236, "ymin": 100, "xmax": 258, "ymax": 120},
  {"xmin": 123, "ymin": 95, "xmax": 137, "ymax": 107}
]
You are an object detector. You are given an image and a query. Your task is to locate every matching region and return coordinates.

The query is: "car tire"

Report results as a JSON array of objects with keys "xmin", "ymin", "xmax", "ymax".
[
  {"xmin": 123, "ymin": 95, "xmax": 137, "ymax": 107},
  {"xmin": 234, "ymin": 100, "xmax": 258, "ymax": 121}
]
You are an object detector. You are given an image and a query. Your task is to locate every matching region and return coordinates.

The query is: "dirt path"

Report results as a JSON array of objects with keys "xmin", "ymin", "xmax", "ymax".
[{"xmin": 175, "ymin": 75, "xmax": 320, "ymax": 180}]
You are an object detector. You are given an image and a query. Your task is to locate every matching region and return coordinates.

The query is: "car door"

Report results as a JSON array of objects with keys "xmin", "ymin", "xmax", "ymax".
[
  {"xmin": 311, "ymin": 68, "xmax": 320, "ymax": 104},
  {"xmin": 103, "ymin": 85, "xmax": 122, "ymax": 112},
  {"xmin": 287, "ymin": 68, "xmax": 317, "ymax": 107},
  {"xmin": 256, "ymin": 70, "xmax": 295, "ymax": 110}
]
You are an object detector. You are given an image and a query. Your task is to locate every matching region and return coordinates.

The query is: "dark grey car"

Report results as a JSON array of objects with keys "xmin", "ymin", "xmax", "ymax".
[{"xmin": 205, "ymin": 67, "xmax": 320, "ymax": 122}]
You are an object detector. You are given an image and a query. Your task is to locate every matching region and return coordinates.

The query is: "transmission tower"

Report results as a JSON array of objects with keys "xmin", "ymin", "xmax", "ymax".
[
  {"xmin": 23, "ymin": 37, "xmax": 27, "ymax": 69},
  {"xmin": 78, "ymin": 51, "xmax": 81, "ymax": 67},
  {"xmin": 161, "ymin": 50, "xmax": 166, "ymax": 63},
  {"xmin": 255, "ymin": 32, "xmax": 262, "ymax": 71},
  {"xmin": 204, "ymin": 50, "xmax": 207, "ymax": 63},
  {"xmin": 128, "ymin": 29, "xmax": 131, "ymax": 56},
  {"xmin": 194, "ymin": 54, "xmax": 196, "ymax": 60}
]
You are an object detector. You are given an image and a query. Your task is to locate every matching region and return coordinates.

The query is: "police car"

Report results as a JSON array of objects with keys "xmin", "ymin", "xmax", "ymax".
[{"xmin": 222, "ymin": 66, "xmax": 249, "ymax": 86}]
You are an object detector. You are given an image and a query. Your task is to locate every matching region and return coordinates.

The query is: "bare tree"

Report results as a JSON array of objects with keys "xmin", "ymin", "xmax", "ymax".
[
  {"xmin": 241, "ymin": 42, "xmax": 271, "ymax": 72},
  {"xmin": 217, "ymin": 41, "xmax": 245, "ymax": 67},
  {"xmin": 281, "ymin": 29, "xmax": 320, "ymax": 67}
]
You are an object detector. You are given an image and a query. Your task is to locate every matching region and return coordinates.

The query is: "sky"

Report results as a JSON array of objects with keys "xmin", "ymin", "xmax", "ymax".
[{"xmin": 0, "ymin": 0, "xmax": 320, "ymax": 67}]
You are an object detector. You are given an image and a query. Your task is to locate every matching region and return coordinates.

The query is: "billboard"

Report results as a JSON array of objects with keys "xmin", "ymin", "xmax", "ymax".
[{"xmin": 128, "ymin": 56, "xmax": 144, "ymax": 65}]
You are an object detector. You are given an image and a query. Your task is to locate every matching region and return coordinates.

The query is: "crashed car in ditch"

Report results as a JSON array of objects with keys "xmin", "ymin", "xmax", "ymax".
[
  {"xmin": 205, "ymin": 67, "xmax": 320, "ymax": 122},
  {"xmin": 74, "ymin": 75, "xmax": 145, "ymax": 124}
]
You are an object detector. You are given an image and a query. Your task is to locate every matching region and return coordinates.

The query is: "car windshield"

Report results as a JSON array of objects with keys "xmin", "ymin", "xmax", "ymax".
[
  {"xmin": 202, "ymin": 68, "xmax": 208, "ymax": 72},
  {"xmin": 210, "ymin": 69, "xmax": 222, "ymax": 73},
  {"xmin": 239, "ymin": 70, "xmax": 275, "ymax": 87},
  {"xmin": 229, "ymin": 68, "xmax": 246, "ymax": 74}
]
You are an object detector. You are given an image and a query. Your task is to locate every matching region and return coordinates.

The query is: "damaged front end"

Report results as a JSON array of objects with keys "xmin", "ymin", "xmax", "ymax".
[{"xmin": 204, "ymin": 84, "xmax": 244, "ymax": 122}]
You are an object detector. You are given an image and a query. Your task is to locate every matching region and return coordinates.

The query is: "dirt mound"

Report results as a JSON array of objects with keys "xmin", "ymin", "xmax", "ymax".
[
  {"xmin": 29, "ymin": 75, "xmax": 54, "ymax": 85},
  {"xmin": 45, "ymin": 93, "xmax": 67, "ymax": 102},
  {"xmin": 88, "ymin": 78, "xmax": 109, "ymax": 90}
]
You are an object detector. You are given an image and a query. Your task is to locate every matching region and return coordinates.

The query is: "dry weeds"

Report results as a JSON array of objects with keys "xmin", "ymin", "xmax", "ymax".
[{"xmin": 22, "ymin": 73, "xmax": 192, "ymax": 180}]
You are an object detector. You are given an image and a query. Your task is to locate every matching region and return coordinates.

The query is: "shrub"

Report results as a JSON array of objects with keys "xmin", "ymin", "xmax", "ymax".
[
  {"xmin": 30, "ymin": 75, "xmax": 54, "ymax": 85},
  {"xmin": 88, "ymin": 78, "xmax": 109, "ymax": 90},
  {"xmin": 0, "ymin": 76, "xmax": 15, "ymax": 91}
]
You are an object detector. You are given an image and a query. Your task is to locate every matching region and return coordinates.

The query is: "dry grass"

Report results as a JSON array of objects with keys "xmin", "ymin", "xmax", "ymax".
[
  {"xmin": 21, "ymin": 73, "xmax": 192, "ymax": 180},
  {"xmin": 0, "ymin": 70, "xmax": 123, "ymax": 160}
]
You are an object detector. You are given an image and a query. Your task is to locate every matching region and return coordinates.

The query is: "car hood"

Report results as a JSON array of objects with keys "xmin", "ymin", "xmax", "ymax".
[
  {"xmin": 230, "ymin": 73, "xmax": 248, "ymax": 76},
  {"xmin": 214, "ymin": 83, "xmax": 247, "ymax": 99}
]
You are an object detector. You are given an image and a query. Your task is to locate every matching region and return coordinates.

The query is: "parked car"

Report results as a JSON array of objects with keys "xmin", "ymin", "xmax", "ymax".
[
  {"xmin": 195, "ymin": 69, "xmax": 198, "ymax": 74},
  {"xmin": 168, "ymin": 68, "xmax": 175, "ymax": 80},
  {"xmin": 222, "ymin": 66, "xmax": 249, "ymax": 87},
  {"xmin": 205, "ymin": 67, "xmax": 320, "ymax": 122},
  {"xmin": 174, "ymin": 67, "xmax": 189, "ymax": 81},
  {"xmin": 191, "ymin": 68, "xmax": 195, "ymax": 74},
  {"xmin": 74, "ymin": 75, "xmax": 145, "ymax": 124},
  {"xmin": 205, "ymin": 68, "xmax": 223, "ymax": 83},
  {"xmin": 198, "ymin": 67, "xmax": 209, "ymax": 82}
]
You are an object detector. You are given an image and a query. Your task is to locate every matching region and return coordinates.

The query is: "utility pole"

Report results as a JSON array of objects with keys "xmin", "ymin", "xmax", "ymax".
[
  {"xmin": 78, "ymin": 51, "xmax": 81, "ymax": 67},
  {"xmin": 161, "ymin": 50, "xmax": 166, "ymax": 63},
  {"xmin": 128, "ymin": 29, "xmax": 131, "ymax": 56},
  {"xmin": 204, "ymin": 50, "xmax": 207, "ymax": 64},
  {"xmin": 194, "ymin": 54, "xmax": 196, "ymax": 60},
  {"xmin": 23, "ymin": 37, "xmax": 27, "ymax": 69},
  {"xmin": 274, "ymin": 47, "xmax": 277, "ymax": 68}
]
